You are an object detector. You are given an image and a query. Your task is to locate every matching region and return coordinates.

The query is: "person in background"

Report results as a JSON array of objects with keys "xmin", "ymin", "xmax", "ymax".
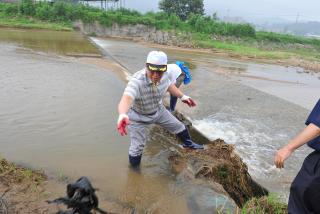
[
  {"xmin": 167, "ymin": 61, "xmax": 192, "ymax": 112},
  {"xmin": 275, "ymin": 99, "xmax": 320, "ymax": 213},
  {"xmin": 117, "ymin": 51, "xmax": 204, "ymax": 168}
]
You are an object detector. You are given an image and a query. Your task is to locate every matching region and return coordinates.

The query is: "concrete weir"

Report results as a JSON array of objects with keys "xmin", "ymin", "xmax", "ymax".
[
  {"xmin": 79, "ymin": 24, "xmax": 271, "ymax": 208},
  {"xmin": 152, "ymin": 111, "xmax": 268, "ymax": 208}
]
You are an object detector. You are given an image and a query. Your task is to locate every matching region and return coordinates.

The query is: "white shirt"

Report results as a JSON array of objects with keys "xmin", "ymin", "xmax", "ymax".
[{"xmin": 167, "ymin": 64, "xmax": 182, "ymax": 84}]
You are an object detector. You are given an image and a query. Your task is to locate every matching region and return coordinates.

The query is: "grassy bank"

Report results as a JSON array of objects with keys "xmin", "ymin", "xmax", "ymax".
[
  {"xmin": 0, "ymin": 156, "xmax": 62, "ymax": 213},
  {"xmin": 0, "ymin": 1, "xmax": 72, "ymax": 30},
  {"xmin": 192, "ymin": 32, "xmax": 320, "ymax": 61},
  {"xmin": 0, "ymin": 15, "xmax": 72, "ymax": 30},
  {"xmin": 242, "ymin": 195, "xmax": 287, "ymax": 214},
  {"xmin": 0, "ymin": 156, "xmax": 45, "ymax": 185},
  {"xmin": 0, "ymin": 1, "xmax": 319, "ymax": 63}
]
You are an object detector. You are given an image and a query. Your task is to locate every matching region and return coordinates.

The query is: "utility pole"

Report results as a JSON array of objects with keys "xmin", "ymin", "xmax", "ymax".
[{"xmin": 295, "ymin": 12, "xmax": 300, "ymax": 24}]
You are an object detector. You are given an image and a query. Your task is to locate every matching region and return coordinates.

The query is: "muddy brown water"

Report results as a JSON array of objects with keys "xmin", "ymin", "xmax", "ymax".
[
  {"xmin": 1, "ymin": 27, "xmax": 319, "ymax": 212},
  {"xmin": 0, "ymin": 28, "xmax": 237, "ymax": 213},
  {"xmin": 0, "ymin": 27, "xmax": 100, "ymax": 56}
]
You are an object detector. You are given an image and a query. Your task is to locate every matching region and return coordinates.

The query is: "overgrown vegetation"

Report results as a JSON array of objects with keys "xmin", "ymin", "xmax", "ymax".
[
  {"xmin": 0, "ymin": 0, "xmax": 257, "ymax": 37},
  {"xmin": 0, "ymin": 0, "xmax": 320, "ymax": 62}
]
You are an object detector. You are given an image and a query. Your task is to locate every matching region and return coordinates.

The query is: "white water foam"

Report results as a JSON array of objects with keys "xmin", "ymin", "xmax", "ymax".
[{"xmin": 193, "ymin": 112, "xmax": 289, "ymax": 178}]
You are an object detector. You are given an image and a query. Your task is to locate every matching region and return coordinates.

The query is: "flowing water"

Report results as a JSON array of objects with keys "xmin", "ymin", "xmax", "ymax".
[
  {"xmin": 0, "ymin": 28, "xmax": 237, "ymax": 213},
  {"xmin": 90, "ymin": 37, "xmax": 320, "ymax": 200},
  {"xmin": 1, "ymin": 27, "xmax": 319, "ymax": 212}
]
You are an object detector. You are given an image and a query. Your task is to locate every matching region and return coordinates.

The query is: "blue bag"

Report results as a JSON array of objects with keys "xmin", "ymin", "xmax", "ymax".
[
  {"xmin": 176, "ymin": 61, "xmax": 192, "ymax": 85},
  {"xmin": 306, "ymin": 99, "xmax": 320, "ymax": 151}
]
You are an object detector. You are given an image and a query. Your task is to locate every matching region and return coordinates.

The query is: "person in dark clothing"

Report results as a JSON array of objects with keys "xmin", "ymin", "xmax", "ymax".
[{"xmin": 275, "ymin": 99, "xmax": 320, "ymax": 214}]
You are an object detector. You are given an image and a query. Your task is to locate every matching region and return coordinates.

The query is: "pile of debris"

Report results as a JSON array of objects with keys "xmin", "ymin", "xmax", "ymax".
[{"xmin": 151, "ymin": 111, "xmax": 268, "ymax": 208}]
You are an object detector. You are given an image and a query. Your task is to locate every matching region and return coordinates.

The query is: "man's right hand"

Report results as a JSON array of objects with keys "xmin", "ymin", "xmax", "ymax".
[{"xmin": 117, "ymin": 114, "xmax": 130, "ymax": 136}]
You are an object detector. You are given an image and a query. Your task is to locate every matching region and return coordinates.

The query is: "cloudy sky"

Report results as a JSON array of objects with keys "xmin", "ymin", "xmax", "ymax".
[{"xmin": 122, "ymin": 0, "xmax": 319, "ymax": 23}]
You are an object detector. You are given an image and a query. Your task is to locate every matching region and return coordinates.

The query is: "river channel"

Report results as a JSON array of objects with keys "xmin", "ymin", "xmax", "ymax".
[{"xmin": 0, "ymin": 27, "xmax": 319, "ymax": 213}]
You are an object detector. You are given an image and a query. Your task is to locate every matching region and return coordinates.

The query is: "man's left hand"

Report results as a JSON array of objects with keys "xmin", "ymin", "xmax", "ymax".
[
  {"xmin": 181, "ymin": 95, "xmax": 196, "ymax": 107},
  {"xmin": 274, "ymin": 146, "xmax": 293, "ymax": 168}
]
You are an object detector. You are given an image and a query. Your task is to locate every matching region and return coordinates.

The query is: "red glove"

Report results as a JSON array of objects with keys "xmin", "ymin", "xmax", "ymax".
[
  {"xmin": 181, "ymin": 95, "xmax": 196, "ymax": 107},
  {"xmin": 117, "ymin": 114, "xmax": 130, "ymax": 136}
]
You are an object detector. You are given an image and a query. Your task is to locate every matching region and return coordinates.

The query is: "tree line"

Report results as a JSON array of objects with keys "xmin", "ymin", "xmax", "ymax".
[{"xmin": 1, "ymin": 0, "xmax": 320, "ymax": 47}]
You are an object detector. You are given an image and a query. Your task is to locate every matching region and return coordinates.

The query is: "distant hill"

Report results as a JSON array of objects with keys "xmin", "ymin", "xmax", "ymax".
[
  {"xmin": 256, "ymin": 21, "xmax": 320, "ymax": 37},
  {"xmin": 286, "ymin": 21, "xmax": 320, "ymax": 36}
]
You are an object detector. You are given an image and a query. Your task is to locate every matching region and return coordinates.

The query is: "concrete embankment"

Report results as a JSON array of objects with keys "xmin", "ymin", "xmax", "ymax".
[
  {"xmin": 85, "ymin": 32, "xmax": 271, "ymax": 207},
  {"xmin": 74, "ymin": 20, "xmax": 195, "ymax": 48}
]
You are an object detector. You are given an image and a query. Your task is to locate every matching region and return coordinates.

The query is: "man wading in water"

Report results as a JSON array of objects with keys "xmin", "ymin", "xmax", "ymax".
[{"xmin": 117, "ymin": 51, "xmax": 204, "ymax": 167}]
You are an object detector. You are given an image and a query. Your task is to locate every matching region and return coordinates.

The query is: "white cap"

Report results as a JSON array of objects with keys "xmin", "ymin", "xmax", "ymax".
[{"xmin": 146, "ymin": 51, "xmax": 167, "ymax": 65}]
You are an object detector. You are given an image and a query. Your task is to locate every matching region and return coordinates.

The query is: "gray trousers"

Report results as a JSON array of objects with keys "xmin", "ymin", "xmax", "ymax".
[{"xmin": 127, "ymin": 105, "xmax": 185, "ymax": 156}]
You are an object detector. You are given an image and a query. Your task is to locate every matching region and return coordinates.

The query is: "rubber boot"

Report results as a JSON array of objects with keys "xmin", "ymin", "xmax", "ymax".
[
  {"xmin": 170, "ymin": 95, "xmax": 178, "ymax": 112},
  {"xmin": 129, "ymin": 155, "xmax": 142, "ymax": 167},
  {"xmin": 177, "ymin": 128, "xmax": 204, "ymax": 149}
]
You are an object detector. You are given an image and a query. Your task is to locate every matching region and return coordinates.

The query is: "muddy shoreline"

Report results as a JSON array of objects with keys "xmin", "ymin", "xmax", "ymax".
[
  {"xmin": 0, "ymin": 157, "xmax": 139, "ymax": 213},
  {"xmin": 0, "ymin": 158, "xmax": 58, "ymax": 213}
]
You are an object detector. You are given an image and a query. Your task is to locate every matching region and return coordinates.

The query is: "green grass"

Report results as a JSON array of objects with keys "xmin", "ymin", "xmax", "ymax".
[
  {"xmin": 192, "ymin": 33, "xmax": 320, "ymax": 61},
  {"xmin": 57, "ymin": 169, "xmax": 68, "ymax": 182},
  {"xmin": 0, "ymin": 1, "xmax": 319, "ymax": 63},
  {"xmin": 0, "ymin": 157, "xmax": 46, "ymax": 185},
  {"xmin": 193, "ymin": 36, "xmax": 292, "ymax": 59},
  {"xmin": 242, "ymin": 194, "xmax": 287, "ymax": 214},
  {"xmin": 0, "ymin": 15, "xmax": 73, "ymax": 31}
]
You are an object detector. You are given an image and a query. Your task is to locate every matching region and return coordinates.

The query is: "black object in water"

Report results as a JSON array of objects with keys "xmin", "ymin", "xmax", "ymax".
[{"xmin": 47, "ymin": 176, "xmax": 108, "ymax": 214}]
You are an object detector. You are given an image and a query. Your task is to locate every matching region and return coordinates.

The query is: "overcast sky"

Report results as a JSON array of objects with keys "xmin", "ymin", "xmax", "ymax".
[{"xmin": 122, "ymin": 0, "xmax": 319, "ymax": 23}]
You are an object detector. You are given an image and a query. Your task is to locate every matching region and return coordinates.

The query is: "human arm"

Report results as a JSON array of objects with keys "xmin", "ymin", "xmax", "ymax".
[
  {"xmin": 117, "ymin": 94, "xmax": 133, "ymax": 136},
  {"xmin": 118, "ymin": 94, "xmax": 133, "ymax": 115},
  {"xmin": 167, "ymin": 84, "xmax": 196, "ymax": 107},
  {"xmin": 117, "ymin": 94, "xmax": 132, "ymax": 136},
  {"xmin": 274, "ymin": 123, "xmax": 320, "ymax": 168},
  {"xmin": 168, "ymin": 83, "xmax": 183, "ymax": 98},
  {"xmin": 117, "ymin": 76, "xmax": 140, "ymax": 136}
]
